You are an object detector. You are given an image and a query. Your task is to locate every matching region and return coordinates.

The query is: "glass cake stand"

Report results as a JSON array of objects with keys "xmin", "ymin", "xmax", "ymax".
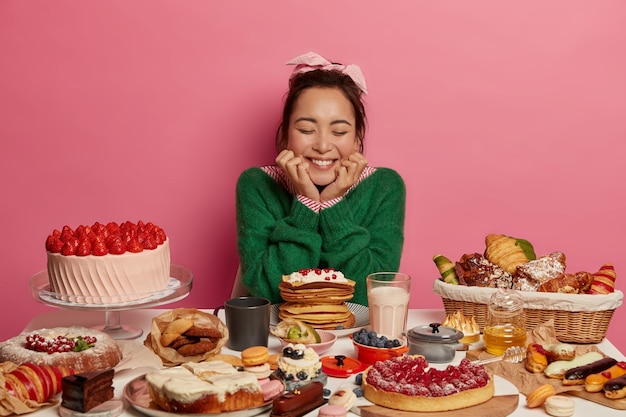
[{"xmin": 29, "ymin": 264, "xmax": 193, "ymax": 340}]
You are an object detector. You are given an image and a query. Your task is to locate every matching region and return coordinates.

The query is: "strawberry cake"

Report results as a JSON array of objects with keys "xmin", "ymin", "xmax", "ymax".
[
  {"xmin": 45, "ymin": 221, "xmax": 170, "ymax": 304},
  {"xmin": 362, "ymin": 356, "xmax": 494, "ymax": 412}
]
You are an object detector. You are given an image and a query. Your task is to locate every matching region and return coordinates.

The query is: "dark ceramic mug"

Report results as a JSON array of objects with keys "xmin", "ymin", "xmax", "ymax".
[{"xmin": 214, "ymin": 296, "xmax": 271, "ymax": 351}]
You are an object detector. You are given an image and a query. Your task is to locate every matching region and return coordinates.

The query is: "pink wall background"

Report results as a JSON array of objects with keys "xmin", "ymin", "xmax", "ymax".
[{"xmin": 1, "ymin": 1, "xmax": 625, "ymax": 350}]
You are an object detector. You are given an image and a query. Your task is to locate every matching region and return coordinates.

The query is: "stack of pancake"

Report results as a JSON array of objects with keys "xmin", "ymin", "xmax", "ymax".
[{"xmin": 278, "ymin": 269, "xmax": 356, "ymax": 330}]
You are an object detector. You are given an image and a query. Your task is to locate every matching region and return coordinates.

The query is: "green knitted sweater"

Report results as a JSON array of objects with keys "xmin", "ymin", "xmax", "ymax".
[{"xmin": 236, "ymin": 166, "xmax": 405, "ymax": 306}]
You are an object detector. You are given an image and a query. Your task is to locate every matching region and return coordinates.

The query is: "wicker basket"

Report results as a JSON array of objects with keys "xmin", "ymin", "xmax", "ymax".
[{"xmin": 433, "ymin": 279, "xmax": 623, "ymax": 344}]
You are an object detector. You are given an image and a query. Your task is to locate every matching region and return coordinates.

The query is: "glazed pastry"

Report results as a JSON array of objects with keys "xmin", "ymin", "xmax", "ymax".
[
  {"xmin": 563, "ymin": 357, "xmax": 617, "ymax": 385},
  {"xmin": 537, "ymin": 271, "xmax": 593, "ymax": 294},
  {"xmin": 544, "ymin": 343, "xmax": 576, "ymax": 362},
  {"xmin": 604, "ymin": 374, "xmax": 626, "ymax": 399},
  {"xmin": 525, "ymin": 383, "xmax": 555, "ymax": 408},
  {"xmin": 484, "ymin": 234, "xmax": 536, "ymax": 274},
  {"xmin": 525, "ymin": 344, "xmax": 548, "ymax": 373},
  {"xmin": 270, "ymin": 381, "xmax": 325, "ymax": 417},
  {"xmin": 455, "ymin": 253, "xmax": 513, "ymax": 288},
  {"xmin": 544, "ymin": 351, "xmax": 603, "ymax": 379},
  {"xmin": 585, "ymin": 361, "xmax": 626, "ymax": 393},
  {"xmin": 588, "ymin": 263, "xmax": 616, "ymax": 294},
  {"xmin": 513, "ymin": 252, "xmax": 566, "ymax": 291},
  {"xmin": 433, "ymin": 254, "xmax": 459, "ymax": 284}
]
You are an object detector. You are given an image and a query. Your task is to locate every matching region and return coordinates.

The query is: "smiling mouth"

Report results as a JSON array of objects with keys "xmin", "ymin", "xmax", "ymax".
[{"xmin": 310, "ymin": 159, "xmax": 336, "ymax": 167}]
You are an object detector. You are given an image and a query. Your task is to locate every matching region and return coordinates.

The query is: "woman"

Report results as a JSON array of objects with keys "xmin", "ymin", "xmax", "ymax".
[{"xmin": 236, "ymin": 51, "xmax": 405, "ymax": 305}]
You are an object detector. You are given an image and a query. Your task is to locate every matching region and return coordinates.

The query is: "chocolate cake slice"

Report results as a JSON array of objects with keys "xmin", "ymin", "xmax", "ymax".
[{"xmin": 61, "ymin": 368, "xmax": 115, "ymax": 412}]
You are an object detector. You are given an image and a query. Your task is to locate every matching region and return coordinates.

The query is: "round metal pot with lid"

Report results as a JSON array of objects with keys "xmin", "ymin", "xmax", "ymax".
[{"xmin": 405, "ymin": 323, "xmax": 464, "ymax": 363}]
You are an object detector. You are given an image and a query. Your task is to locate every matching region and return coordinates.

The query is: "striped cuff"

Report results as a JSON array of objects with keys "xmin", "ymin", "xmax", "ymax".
[
  {"xmin": 321, "ymin": 196, "xmax": 343, "ymax": 210},
  {"xmin": 297, "ymin": 195, "xmax": 321, "ymax": 213}
]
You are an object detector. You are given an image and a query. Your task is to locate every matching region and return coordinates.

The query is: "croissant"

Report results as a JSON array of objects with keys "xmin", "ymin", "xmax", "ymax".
[
  {"xmin": 433, "ymin": 254, "xmax": 459, "ymax": 284},
  {"xmin": 484, "ymin": 234, "xmax": 536, "ymax": 274},
  {"xmin": 537, "ymin": 271, "xmax": 593, "ymax": 294},
  {"xmin": 587, "ymin": 263, "xmax": 616, "ymax": 294}
]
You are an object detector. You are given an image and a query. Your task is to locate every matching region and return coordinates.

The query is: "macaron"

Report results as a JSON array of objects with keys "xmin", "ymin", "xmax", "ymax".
[
  {"xmin": 525, "ymin": 383, "xmax": 555, "ymax": 408},
  {"xmin": 260, "ymin": 379, "xmax": 285, "ymax": 402},
  {"xmin": 318, "ymin": 404, "xmax": 347, "ymax": 417},
  {"xmin": 328, "ymin": 388, "xmax": 357, "ymax": 410},
  {"xmin": 241, "ymin": 346, "xmax": 270, "ymax": 366},
  {"xmin": 544, "ymin": 395, "xmax": 575, "ymax": 417},
  {"xmin": 244, "ymin": 362, "xmax": 272, "ymax": 379}
]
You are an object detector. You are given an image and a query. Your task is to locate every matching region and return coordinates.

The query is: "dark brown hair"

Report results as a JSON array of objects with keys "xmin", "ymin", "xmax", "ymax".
[{"xmin": 275, "ymin": 69, "xmax": 367, "ymax": 153}]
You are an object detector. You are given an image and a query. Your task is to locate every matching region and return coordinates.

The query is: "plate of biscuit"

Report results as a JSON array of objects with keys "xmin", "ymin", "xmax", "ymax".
[{"xmin": 271, "ymin": 302, "xmax": 369, "ymax": 337}]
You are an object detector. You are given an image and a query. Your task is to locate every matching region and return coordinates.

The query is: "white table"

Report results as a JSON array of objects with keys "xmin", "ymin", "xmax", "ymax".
[{"xmin": 21, "ymin": 308, "xmax": 626, "ymax": 417}]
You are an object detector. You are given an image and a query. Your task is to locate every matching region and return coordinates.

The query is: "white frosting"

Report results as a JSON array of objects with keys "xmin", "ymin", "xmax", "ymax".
[
  {"xmin": 146, "ymin": 365, "xmax": 261, "ymax": 404},
  {"xmin": 47, "ymin": 238, "xmax": 170, "ymax": 303},
  {"xmin": 287, "ymin": 269, "xmax": 348, "ymax": 284},
  {"xmin": 183, "ymin": 360, "xmax": 238, "ymax": 377},
  {"xmin": 277, "ymin": 343, "xmax": 321, "ymax": 381}
]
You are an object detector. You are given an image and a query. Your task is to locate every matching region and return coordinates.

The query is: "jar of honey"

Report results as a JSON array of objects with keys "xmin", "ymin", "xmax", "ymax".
[{"xmin": 483, "ymin": 280, "xmax": 526, "ymax": 355}]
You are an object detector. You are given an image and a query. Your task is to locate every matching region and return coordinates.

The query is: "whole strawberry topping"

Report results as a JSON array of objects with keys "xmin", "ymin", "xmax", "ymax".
[{"xmin": 45, "ymin": 220, "xmax": 166, "ymax": 256}]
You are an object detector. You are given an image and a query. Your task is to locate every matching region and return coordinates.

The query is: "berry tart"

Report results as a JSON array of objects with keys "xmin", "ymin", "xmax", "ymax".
[
  {"xmin": 45, "ymin": 220, "xmax": 170, "ymax": 304},
  {"xmin": 0, "ymin": 326, "xmax": 122, "ymax": 374},
  {"xmin": 362, "ymin": 355, "xmax": 494, "ymax": 412}
]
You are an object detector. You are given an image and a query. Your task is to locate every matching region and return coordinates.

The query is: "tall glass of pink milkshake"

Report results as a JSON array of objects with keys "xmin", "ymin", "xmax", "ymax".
[{"xmin": 366, "ymin": 272, "xmax": 411, "ymax": 339}]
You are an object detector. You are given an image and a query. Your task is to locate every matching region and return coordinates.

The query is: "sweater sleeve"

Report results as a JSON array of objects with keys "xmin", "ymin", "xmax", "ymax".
[
  {"xmin": 236, "ymin": 168, "xmax": 323, "ymax": 303},
  {"xmin": 319, "ymin": 168, "xmax": 406, "ymax": 305}
]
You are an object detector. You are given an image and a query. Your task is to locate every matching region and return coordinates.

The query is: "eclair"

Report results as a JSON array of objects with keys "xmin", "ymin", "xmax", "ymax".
[
  {"xmin": 525, "ymin": 343, "xmax": 548, "ymax": 373},
  {"xmin": 271, "ymin": 381, "xmax": 325, "ymax": 417},
  {"xmin": 563, "ymin": 357, "xmax": 617, "ymax": 386},
  {"xmin": 604, "ymin": 374, "xmax": 626, "ymax": 400},
  {"xmin": 544, "ymin": 351, "xmax": 603, "ymax": 379},
  {"xmin": 585, "ymin": 361, "xmax": 626, "ymax": 393}
]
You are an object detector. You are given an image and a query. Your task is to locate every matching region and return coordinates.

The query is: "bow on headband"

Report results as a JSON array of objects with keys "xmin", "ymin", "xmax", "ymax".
[{"xmin": 286, "ymin": 51, "xmax": 368, "ymax": 94}]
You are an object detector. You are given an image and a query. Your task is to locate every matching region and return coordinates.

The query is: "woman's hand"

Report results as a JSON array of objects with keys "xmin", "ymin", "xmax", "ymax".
[
  {"xmin": 320, "ymin": 152, "xmax": 368, "ymax": 202},
  {"xmin": 275, "ymin": 149, "xmax": 320, "ymax": 200}
]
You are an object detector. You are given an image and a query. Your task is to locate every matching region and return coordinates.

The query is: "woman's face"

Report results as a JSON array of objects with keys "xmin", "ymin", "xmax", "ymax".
[{"xmin": 286, "ymin": 87, "xmax": 360, "ymax": 187}]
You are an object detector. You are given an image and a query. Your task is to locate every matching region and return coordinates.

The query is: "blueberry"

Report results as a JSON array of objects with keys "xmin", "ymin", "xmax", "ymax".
[
  {"xmin": 283, "ymin": 347, "xmax": 293, "ymax": 356},
  {"xmin": 323, "ymin": 388, "xmax": 331, "ymax": 398},
  {"xmin": 296, "ymin": 371, "xmax": 308, "ymax": 380},
  {"xmin": 291, "ymin": 349, "xmax": 304, "ymax": 359},
  {"xmin": 353, "ymin": 387, "xmax": 364, "ymax": 397},
  {"xmin": 368, "ymin": 331, "xmax": 377, "ymax": 339},
  {"xmin": 354, "ymin": 373, "xmax": 363, "ymax": 385},
  {"xmin": 392, "ymin": 339, "xmax": 401, "ymax": 347},
  {"xmin": 384, "ymin": 340, "xmax": 393, "ymax": 348}
]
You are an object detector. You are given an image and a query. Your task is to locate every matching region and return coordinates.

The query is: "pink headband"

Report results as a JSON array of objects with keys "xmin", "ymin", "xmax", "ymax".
[{"xmin": 286, "ymin": 51, "xmax": 368, "ymax": 94}]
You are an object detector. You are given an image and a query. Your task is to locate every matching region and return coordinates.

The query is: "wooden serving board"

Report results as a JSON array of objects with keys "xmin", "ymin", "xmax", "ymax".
[
  {"xmin": 466, "ymin": 349, "xmax": 626, "ymax": 410},
  {"xmin": 359, "ymin": 395, "xmax": 519, "ymax": 417},
  {"xmin": 567, "ymin": 391, "xmax": 626, "ymax": 410}
]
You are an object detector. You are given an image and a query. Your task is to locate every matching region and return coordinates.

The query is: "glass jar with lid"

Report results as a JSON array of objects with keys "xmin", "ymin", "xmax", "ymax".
[{"xmin": 483, "ymin": 280, "xmax": 527, "ymax": 355}]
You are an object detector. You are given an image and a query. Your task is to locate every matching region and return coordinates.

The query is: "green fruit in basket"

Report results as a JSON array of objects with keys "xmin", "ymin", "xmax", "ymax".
[
  {"xmin": 433, "ymin": 254, "xmax": 459, "ymax": 284},
  {"xmin": 271, "ymin": 318, "xmax": 321, "ymax": 343}
]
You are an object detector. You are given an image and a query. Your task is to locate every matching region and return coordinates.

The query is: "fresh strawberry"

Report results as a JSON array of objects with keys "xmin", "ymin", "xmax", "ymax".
[
  {"xmin": 107, "ymin": 236, "xmax": 126, "ymax": 254},
  {"xmin": 126, "ymin": 237, "xmax": 143, "ymax": 253},
  {"xmin": 61, "ymin": 236, "xmax": 79, "ymax": 255},
  {"xmin": 142, "ymin": 234, "xmax": 157, "ymax": 249},
  {"xmin": 75, "ymin": 238, "xmax": 92, "ymax": 256},
  {"xmin": 91, "ymin": 238, "xmax": 108, "ymax": 256}
]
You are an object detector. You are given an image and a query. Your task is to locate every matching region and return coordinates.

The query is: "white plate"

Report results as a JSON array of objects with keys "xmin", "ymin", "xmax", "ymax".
[
  {"xmin": 123, "ymin": 375, "xmax": 272, "ymax": 417},
  {"xmin": 271, "ymin": 301, "xmax": 369, "ymax": 337}
]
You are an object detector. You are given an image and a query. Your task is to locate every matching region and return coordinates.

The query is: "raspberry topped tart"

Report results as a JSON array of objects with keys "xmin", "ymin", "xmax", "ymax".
[
  {"xmin": 0, "ymin": 326, "xmax": 122, "ymax": 374},
  {"xmin": 45, "ymin": 220, "xmax": 170, "ymax": 304},
  {"xmin": 362, "ymin": 356, "xmax": 494, "ymax": 412}
]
